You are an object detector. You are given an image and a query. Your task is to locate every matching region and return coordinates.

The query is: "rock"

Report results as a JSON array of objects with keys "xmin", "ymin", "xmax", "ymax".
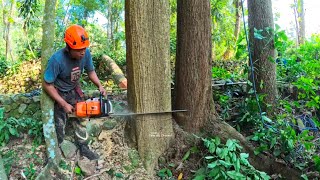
[
  {"xmin": 87, "ymin": 121, "xmax": 102, "ymax": 137},
  {"xmin": 3, "ymin": 105, "xmax": 12, "ymax": 113},
  {"xmin": 78, "ymin": 158, "xmax": 96, "ymax": 176},
  {"xmin": 11, "ymin": 109, "xmax": 22, "ymax": 119},
  {"xmin": 60, "ymin": 140, "xmax": 78, "ymax": 159},
  {"xmin": 18, "ymin": 104, "xmax": 28, "ymax": 114},
  {"xmin": 102, "ymin": 119, "xmax": 118, "ymax": 130},
  {"xmin": 0, "ymin": 95, "xmax": 12, "ymax": 105},
  {"xmin": 98, "ymin": 131, "xmax": 110, "ymax": 141},
  {"xmin": 32, "ymin": 96, "xmax": 40, "ymax": 102}
]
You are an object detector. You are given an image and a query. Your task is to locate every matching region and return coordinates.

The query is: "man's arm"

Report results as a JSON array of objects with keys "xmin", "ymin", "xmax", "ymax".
[
  {"xmin": 42, "ymin": 81, "xmax": 74, "ymax": 113},
  {"xmin": 88, "ymin": 70, "xmax": 106, "ymax": 96}
]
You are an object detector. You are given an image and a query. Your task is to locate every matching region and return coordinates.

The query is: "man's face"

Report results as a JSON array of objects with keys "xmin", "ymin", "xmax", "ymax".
[{"xmin": 69, "ymin": 48, "xmax": 86, "ymax": 60}]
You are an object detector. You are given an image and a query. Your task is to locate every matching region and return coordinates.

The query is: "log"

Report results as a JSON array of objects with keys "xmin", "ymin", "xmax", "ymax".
[{"xmin": 102, "ymin": 55, "xmax": 127, "ymax": 89}]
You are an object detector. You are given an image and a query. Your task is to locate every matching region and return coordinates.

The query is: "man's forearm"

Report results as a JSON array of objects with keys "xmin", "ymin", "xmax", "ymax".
[{"xmin": 88, "ymin": 71, "xmax": 102, "ymax": 88}]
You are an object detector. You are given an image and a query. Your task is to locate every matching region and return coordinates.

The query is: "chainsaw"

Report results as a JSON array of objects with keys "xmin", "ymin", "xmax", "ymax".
[{"xmin": 73, "ymin": 93, "xmax": 187, "ymax": 118}]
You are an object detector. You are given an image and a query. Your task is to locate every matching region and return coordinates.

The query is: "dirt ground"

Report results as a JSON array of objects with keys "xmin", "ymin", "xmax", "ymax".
[{"xmin": 0, "ymin": 112, "xmax": 198, "ymax": 180}]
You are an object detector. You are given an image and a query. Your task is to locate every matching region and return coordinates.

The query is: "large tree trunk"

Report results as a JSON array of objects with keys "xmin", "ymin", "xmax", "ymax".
[
  {"xmin": 248, "ymin": 0, "xmax": 277, "ymax": 115},
  {"xmin": 125, "ymin": 0, "xmax": 173, "ymax": 174},
  {"xmin": 40, "ymin": 0, "xmax": 61, "ymax": 165},
  {"xmin": 175, "ymin": 0, "xmax": 215, "ymax": 132}
]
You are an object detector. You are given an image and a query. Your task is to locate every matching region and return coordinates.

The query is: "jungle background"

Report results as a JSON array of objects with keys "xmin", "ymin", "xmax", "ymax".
[{"xmin": 0, "ymin": 0, "xmax": 320, "ymax": 179}]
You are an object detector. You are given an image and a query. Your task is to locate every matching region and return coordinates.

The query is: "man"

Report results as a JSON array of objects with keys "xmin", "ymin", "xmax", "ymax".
[{"xmin": 43, "ymin": 24, "xmax": 106, "ymax": 160}]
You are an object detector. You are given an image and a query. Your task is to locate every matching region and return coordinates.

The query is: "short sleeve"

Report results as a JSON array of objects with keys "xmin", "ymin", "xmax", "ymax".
[
  {"xmin": 84, "ymin": 49, "xmax": 94, "ymax": 72},
  {"xmin": 44, "ymin": 56, "xmax": 60, "ymax": 83}
]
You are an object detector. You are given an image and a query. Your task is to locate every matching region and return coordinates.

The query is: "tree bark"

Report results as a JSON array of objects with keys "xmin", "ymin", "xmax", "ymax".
[
  {"xmin": 125, "ymin": 0, "xmax": 173, "ymax": 174},
  {"xmin": 294, "ymin": 0, "xmax": 305, "ymax": 45},
  {"xmin": 234, "ymin": 0, "xmax": 241, "ymax": 44},
  {"xmin": 40, "ymin": 0, "xmax": 61, "ymax": 165},
  {"xmin": 248, "ymin": 0, "xmax": 277, "ymax": 115},
  {"xmin": 1, "ymin": 0, "xmax": 14, "ymax": 61},
  {"xmin": 175, "ymin": 0, "xmax": 215, "ymax": 133}
]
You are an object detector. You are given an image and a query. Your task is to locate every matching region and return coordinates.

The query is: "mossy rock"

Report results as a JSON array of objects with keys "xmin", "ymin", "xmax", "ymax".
[
  {"xmin": 10, "ymin": 109, "xmax": 22, "ymax": 119},
  {"xmin": 0, "ymin": 95, "xmax": 12, "ymax": 105}
]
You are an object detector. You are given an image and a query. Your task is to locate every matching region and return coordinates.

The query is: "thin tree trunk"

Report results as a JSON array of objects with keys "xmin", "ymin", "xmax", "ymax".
[
  {"xmin": 248, "ymin": 0, "xmax": 277, "ymax": 115},
  {"xmin": 40, "ymin": 0, "xmax": 61, "ymax": 165},
  {"xmin": 294, "ymin": 0, "xmax": 305, "ymax": 45},
  {"xmin": 234, "ymin": 0, "xmax": 241, "ymax": 43},
  {"xmin": 125, "ymin": 0, "xmax": 173, "ymax": 174},
  {"xmin": 2, "ymin": 0, "xmax": 14, "ymax": 61},
  {"xmin": 223, "ymin": 0, "xmax": 242, "ymax": 60}
]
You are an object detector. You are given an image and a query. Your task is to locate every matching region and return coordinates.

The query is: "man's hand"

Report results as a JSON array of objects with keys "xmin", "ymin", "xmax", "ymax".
[
  {"xmin": 62, "ymin": 102, "xmax": 74, "ymax": 114},
  {"xmin": 99, "ymin": 85, "xmax": 107, "ymax": 96}
]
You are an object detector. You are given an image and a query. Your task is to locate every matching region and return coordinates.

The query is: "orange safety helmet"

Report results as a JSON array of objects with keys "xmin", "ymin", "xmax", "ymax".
[{"xmin": 64, "ymin": 25, "xmax": 90, "ymax": 49}]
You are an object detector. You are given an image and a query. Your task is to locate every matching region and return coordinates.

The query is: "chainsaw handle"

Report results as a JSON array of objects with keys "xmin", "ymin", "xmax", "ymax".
[{"xmin": 107, "ymin": 99, "xmax": 113, "ymax": 115}]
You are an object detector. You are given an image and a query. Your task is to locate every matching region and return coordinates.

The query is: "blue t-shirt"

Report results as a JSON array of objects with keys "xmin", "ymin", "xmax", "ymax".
[{"xmin": 44, "ymin": 48, "xmax": 94, "ymax": 92}]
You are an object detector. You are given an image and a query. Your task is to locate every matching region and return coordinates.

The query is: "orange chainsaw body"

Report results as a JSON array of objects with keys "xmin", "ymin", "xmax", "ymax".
[{"xmin": 75, "ymin": 100, "xmax": 102, "ymax": 118}]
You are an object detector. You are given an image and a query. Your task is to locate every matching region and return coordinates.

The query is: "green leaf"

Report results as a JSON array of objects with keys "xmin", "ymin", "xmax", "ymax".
[
  {"xmin": 254, "ymin": 28, "xmax": 265, "ymax": 40},
  {"xmin": 262, "ymin": 115, "xmax": 273, "ymax": 123},
  {"xmin": 74, "ymin": 166, "xmax": 82, "ymax": 175},
  {"xmin": 182, "ymin": 150, "xmax": 191, "ymax": 161},
  {"xmin": 301, "ymin": 174, "xmax": 308, "ymax": 180},
  {"xmin": 193, "ymin": 175, "xmax": 205, "ymax": 180},
  {"xmin": 235, "ymin": 158, "xmax": 240, "ymax": 172},
  {"xmin": 226, "ymin": 139, "xmax": 236, "ymax": 151},
  {"xmin": 207, "ymin": 161, "xmax": 218, "ymax": 168},
  {"xmin": 166, "ymin": 169, "xmax": 173, "ymax": 177},
  {"xmin": 115, "ymin": 172, "xmax": 124, "ymax": 178},
  {"xmin": 205, "ymin": 156, "xmax": 215, "ymax": 160},
  {"xmin": 240, "ymin": 153, "xmax": 249, "ymax": 165},
  {"xmin": 218, "ymin": 160, "xmax": 232, "ymax": 168},
  {"xmin": 208, "ymin": 167, "xmax": 220, "ymax": 177},
  {"xmin": 9, "ymin": 127, "xmax": 17, "ymax": 136},
  {"xmin": 226, "ymin": 170, "xmax": 246, "ymax": 179}
]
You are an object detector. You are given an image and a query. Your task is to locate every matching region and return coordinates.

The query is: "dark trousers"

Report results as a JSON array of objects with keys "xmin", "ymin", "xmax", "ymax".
[{"xmin": 54, "ymin": 89, "xmax": 88, "ymax": 145}]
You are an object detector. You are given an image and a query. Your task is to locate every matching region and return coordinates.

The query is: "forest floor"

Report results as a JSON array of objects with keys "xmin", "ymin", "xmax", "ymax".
[{"xmin": 0, "ymin": 92, "xmax": 201, "ymax": 180}]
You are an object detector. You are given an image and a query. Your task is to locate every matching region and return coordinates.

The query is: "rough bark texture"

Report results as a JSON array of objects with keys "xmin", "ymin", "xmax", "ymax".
[
  {"xmin": 175, "ymin": 0, "xmax": 215, "ymax": 132},
  {"xmin": 248, "ymin": 0, "xmax": 277, "ymax": 115},
  {"xmin": 125, "ymin": 0, "xmax": 173, "ymax": 174},
  {"xmin": 40, "ymin": 0, "xmax": 60, "ymax": 165}
]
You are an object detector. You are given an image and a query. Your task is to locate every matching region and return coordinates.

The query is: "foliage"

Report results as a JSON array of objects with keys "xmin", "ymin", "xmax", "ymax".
[
  {"xmin": 0, "ymin": 108, "xmax": 43, "ymax": 146},
  {"xmin": 23, "ymin": 163, "xmax": 37, "ymax": 179},
  {"xmin": 157, "ymin": 168, "xmax": 174, "ymax": 180},
  {"xmin": 212, "ymin": 67, "xmax": 231, "ymax": 79},
  {"xmin": 0, "ymin": 117, "xmax": 21, "ymax": 146},
  {"xmin": 211, "ymin": 0, "xmax": 240, "ymax": 60},
  {"xmin": 0, "ymin": 150, "xmax": 17, "ymax": 175},
  {"xmin": 250, "ymin": 115, "xmax": 316, "ymax": 170},
  {"xmin": 193, "ymin": 137, "xmax": 270, "ymax": 180}
]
